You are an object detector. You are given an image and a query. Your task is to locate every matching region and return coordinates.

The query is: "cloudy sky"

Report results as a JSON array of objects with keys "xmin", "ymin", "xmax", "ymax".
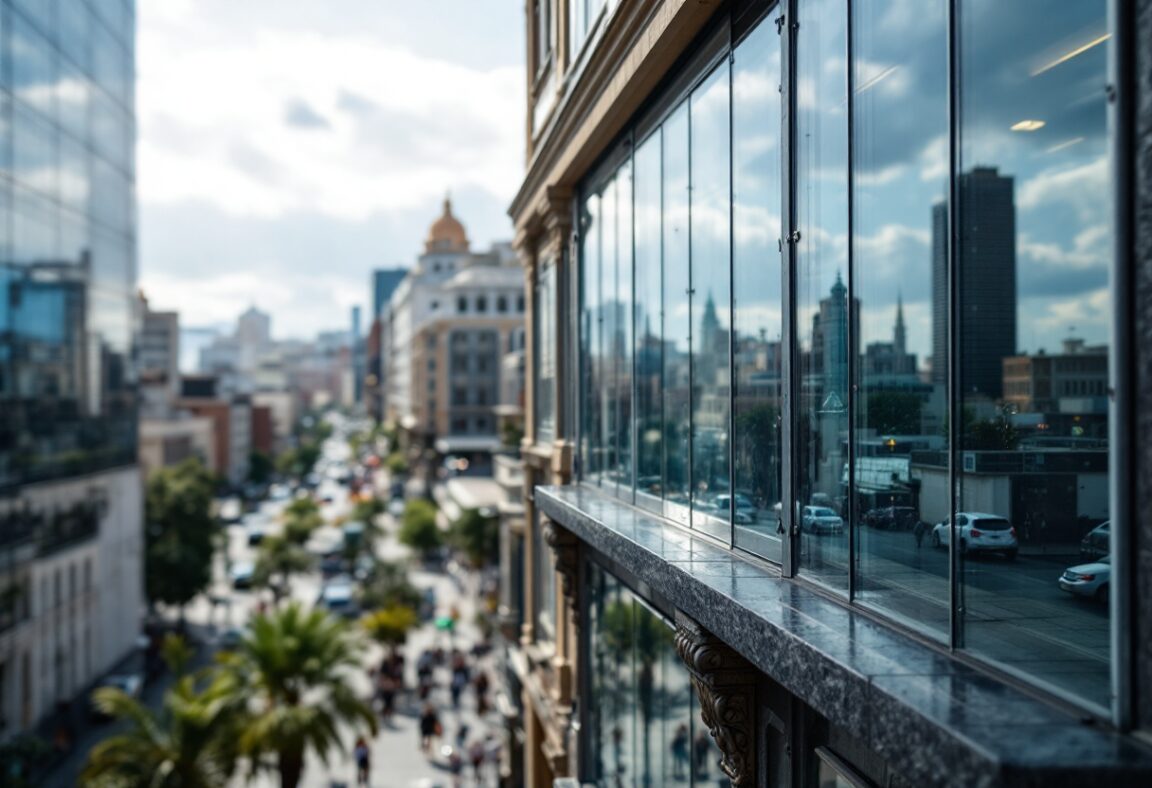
[{"xmin": 137, "ymin": 0, "xmax": 525, "ymax": 339}]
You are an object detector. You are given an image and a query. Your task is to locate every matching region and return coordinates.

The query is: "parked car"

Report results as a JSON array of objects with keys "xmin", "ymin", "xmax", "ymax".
[
  {"xmin": 931, "ymin": 513, "xmax": 1018, "ymax": 560},
  {"xmin": 388, "ymin": 498, "xmax": 406, "ymax": 517},
  {"xmin": 91, "ymin": 673, "xmax": 143, "ymax": 722},
  {"xmin": 1059, "ymin": 555, "xmax": 1110, "ymax": 601},
  {"xmin": 802, "ymin": 506, "xmax": 844, "ymax": 535},
  {"xmin": 230, "ymin": 560, "xmax": 255, "ymax": 590},
  {"xmin": 1080, "ymin": 521, "xmax": 1110, "ymax": 560},
  {"xmin": 864, "ymin": 506, "xmax": 918, "ymax": 530},
  {"xmin": 246, "ymin": 525, "xmax": 266, "ymax": 547}
]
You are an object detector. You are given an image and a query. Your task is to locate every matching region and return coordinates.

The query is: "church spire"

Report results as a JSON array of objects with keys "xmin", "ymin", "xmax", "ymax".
[{"xmin": 894, "ymin": 292, "xmax": 907, "ymax": 355}]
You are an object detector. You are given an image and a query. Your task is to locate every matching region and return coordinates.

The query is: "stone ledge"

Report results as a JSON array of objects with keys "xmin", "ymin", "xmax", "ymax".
[{"xmin": 536, "ymin": 484, "xmax": 1152, "ymax": 788}]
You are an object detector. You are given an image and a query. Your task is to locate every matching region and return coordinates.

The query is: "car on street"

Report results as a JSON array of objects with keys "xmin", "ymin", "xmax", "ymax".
[
  {"xmin": 246, "ymin": 524, "xmax": 266, "ymax": 546},
  {"xmin": 864, "ymin": 506, "xmax": 918, "ymax": 530},
  {"xmin": 230, "ymin": 560, "xmax": 256, "ymax": 590},
  {"xmin": 802, "ymin": 506, "xmax": 844, "ymax": 535},
  {"xmin": 1080, "ymin": 521, "xmax": 1110, "ymax": 560},
  {"xmin": 1059, "ymin": 555, "xmax": 1110, "ymax": 601},
  {"xmin": 91, "ymin": 673, "xmax": 143, "ymax": 721},
  {"xmin": 318, "ymin": 577, "xmax": 359, "ymax": 619},
  {"xmin": 931, "ymin": 512, "xmax": 1018, "ymax": 559}
]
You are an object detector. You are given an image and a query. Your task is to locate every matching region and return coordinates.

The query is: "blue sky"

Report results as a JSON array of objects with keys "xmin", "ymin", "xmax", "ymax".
[{"xmin": 138, "ymin": 0, "xmax": 525, "ymax": 338}]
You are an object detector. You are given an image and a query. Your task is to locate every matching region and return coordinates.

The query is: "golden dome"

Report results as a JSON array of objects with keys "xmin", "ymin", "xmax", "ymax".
[{"xmin": 425, "ymin": 196, "xmax": 469, "ymax": 253}]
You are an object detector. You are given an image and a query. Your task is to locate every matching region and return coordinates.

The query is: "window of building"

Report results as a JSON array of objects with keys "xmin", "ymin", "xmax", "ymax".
[
  {"xmin": 458, "ymin": 296, "xmax": 467, "ymax": 313},
  {"xmin": 535, "ymin": 256, "xmax": 558, "ymax": 445},
  {"xmin": 517, "ymin": 295, "xmax": 525, "ymax": 312},
  {"xmin": 569, "ymin": 0, "xmax": 610, "ymax": 63},
  {"xmin": 476, "ymin": 295, "xmax": 488, "ymax": 313},
  {"xmin": 497, "ymin": 294, "xmax": 508, "ymax": 313},
  {"xmin": 533, "ymin": 0, "xmax": 553, "ymax": 77},
  {"xmin": 571, "ymin": 2, "xmax": 1116, "ymax": 713}
]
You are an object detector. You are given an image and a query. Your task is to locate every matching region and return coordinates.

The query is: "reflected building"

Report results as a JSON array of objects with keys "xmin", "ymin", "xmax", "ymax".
[
  {"xmin": 932, "ymin": 167, "xmax": 1017, "ymax": 398},
  {"xmin": 0, "ymin": 0, "xmax": 142, "ymax": 746},
  {"xmin": 863, "ymin": 296, "xmax": 918, "ymax": 382}
]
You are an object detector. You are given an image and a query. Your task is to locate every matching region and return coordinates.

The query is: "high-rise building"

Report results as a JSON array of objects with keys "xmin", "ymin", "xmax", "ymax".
[
  {"xmin": 932, "ymin": 167, "xmax": 1017, "ymax": 398},
  {"xmin": 372, "ymin": 268, "xmax": 406, "ymax": 318},
  {"xmin": 0, "ymin": 0, "xmax": 142, "ymax": 740}
]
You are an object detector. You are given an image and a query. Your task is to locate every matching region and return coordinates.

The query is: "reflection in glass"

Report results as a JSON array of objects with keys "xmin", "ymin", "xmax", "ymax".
[
  {"xmin": 601, "ymin": 176, "xmax": 620, "ymax": 492},
  {"xmin": 536, "ymin": 258, "xmax": 557, "ymax": 444},
  {"xmin": 732, "ymin": 20, "xmax": 784, "ymax": 562},
  {"xmin": 615, "ymin": 160, "xmax": 634, "ymax": 497},
  {"xmin": 957, "ymin": 0, "xmax": 1111, "ymax": 706},
  {"xmin": 689, "ymin": 64, "xmax": 732, "ymax": 541},
  {"xmin": 662, "ymin": 108, "xmax": 691, "ymax": 525},
  {"xmin": 852, "ymin": 0, "xmax": 949, "ymax": 636},
  {"xmin": 580, "ymin": 192, "xmax": 602, "ymax": 483},
  {"xmin": 795, "ymin": 0, "xmax": 850, "ymax": 590},
  {"xmin": 634, "ymin": 133, "xmax": 664, "ymax": 506}
]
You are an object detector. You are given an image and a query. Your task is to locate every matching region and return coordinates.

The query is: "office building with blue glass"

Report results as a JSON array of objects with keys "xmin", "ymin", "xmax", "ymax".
[
  {"xmin": 509, "ymin": 0, "xmax": 1152, "ymax": 785},
  {"xmin": 0, "ymin": 0, "xmax": 142, "ymax": 740}
]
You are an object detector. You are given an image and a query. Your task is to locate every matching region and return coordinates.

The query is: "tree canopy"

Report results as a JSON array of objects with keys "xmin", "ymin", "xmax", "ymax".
[{"xmin": 145, "ymin": 459, "xmax": 218, "ymax": 610}]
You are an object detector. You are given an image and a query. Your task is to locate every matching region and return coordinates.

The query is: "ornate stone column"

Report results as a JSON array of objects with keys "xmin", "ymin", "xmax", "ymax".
[
  {"xmin": 543, "ymin": 516, "xmax": 580, "ymax": 710},
  {"xmin": 674, "ymin": 611, "xmax": 758, "ymax": 785}
]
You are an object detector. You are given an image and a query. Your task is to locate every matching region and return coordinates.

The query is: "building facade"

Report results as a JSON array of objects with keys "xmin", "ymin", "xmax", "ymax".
[
  {"xmin": 509, "ymin": 0, "xmax": 1152, "ymax": 786},
  {"xmin": 0, "ymin": 0, "xmax": 142, "ymax": 743},
  {"xmin": 379, "ymin": 201, "xmax": 525, "ymax": 469}
]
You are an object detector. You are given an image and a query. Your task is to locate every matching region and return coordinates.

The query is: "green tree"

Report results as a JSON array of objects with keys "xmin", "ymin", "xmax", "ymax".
[
  {"xmin": 362, "ymin": 606, "xmax": 418, "ymax": 656},
  {"xmin": 398, "ymin": 500, "xmax": 442, "ymax": 556},
  {"xmin": 359, "ymin": 559, "xmax": 421, "ymax": 611},
  {"xmin": 282, "ymin": 498, "xmax": 323, "ymax": 545},
  {"xmin": 248, "ymin": 451, "xmax": 273, "ymax": 486},
  {"xmin": 449, "ymin": 507, "xmax": 499, "ymax": 568},
  {"xmin": 219, "ymin": 604, "xmax": 376, "ymax": 788},
  {"xmin": 866, "ymin": 391, "xmax": 923, "ymax": 435},
  {"xmin": 82, "ymin": 672, "xmax": 237, "ymax": 788},
  {"xmin": 145, "ymin": 459, "xmax": 217, "ymax": 617},
  {"xmin": 385, "ymin": 451, "xmax": 409, "ymax": 476},
  {"xmin": 253, "ymin": 537, "xmax": 314, "ymax": 605}
]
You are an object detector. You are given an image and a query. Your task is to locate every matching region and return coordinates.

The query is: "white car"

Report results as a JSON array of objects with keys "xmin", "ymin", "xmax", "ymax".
[
  {"xmin": 714, "ymin": 493, "xmax": 758, "ymax": 523},
  {"xmin": 1059, "ymin": 555, "xmax": 1110, "ymax": 601},
  {"xmin": 931, "ymin": 512, "xmax": 1018, "ymax": 560},
  {"xmin": 802, "ymin": 506, "xmax": 844, "ymax": 535}
]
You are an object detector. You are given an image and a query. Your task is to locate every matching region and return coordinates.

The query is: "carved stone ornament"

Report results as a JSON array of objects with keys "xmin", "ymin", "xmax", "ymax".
[
  {"xmin": 542, "ymin": 517, "xmax": 580, "ymax": 629},
  {"xmin": 674, "ymin": 612, "xmax": 757, "ymax": 785}
]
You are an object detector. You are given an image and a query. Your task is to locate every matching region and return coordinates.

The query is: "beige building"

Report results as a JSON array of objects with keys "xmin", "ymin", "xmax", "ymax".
[{"xmin": 380, "ymin": 201, "xmax": 524, "ymax": 469}]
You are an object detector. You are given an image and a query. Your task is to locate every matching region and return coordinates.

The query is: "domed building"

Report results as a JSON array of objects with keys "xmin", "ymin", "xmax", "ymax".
[{"xmin": 377, "ymin": 198, "xmax": 524, "ymax": 473}]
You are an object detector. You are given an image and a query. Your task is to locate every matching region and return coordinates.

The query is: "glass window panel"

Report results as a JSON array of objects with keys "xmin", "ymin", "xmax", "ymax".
[
  {"xmin": 662, "ymin": 107, "xmax": 691, "ymax": 525},
  {"xmin": 600, "ymin": 176, "xmax": 619, "ymax": 489},
  {"xmin": 12, "ymin": 103, "xmax": 58, "ymax": 199},
  {"xmin": 732, "ymin": 20, "xmax": 784, "ymax": 562},
  {"xmin": 56, "ymin": 62, "xmax": 93, "ymax": 143},
  {"xmin": 634, "ymin": 132, "xmax": 664, "ymax": 506},
  {"xmin": 535, "ymin": 257, "xmax": 557, "ymax": 444},
  {"xmin": 957, "ymin": 0, "xmax": 1111, "ymax": 706},
  {"xmin": 689, "ymin": 63, "xmax": 732, "ymax": 541},
  {"xmin": 10, "ymin": 14, "xmax": 56, "ymax": 117},
  {"xmin": 12, "ymin": 186, "xmax": 59, "ymax": 265},
  {"xmin": 851, "ymin": 0, "xmax": 949, "ymax": 636},
  {"xmin": 615, "ymin": 159, "xmax": 634, "ymax": 497},
  {"xmin": 58, "ymin": 0, "xmax": 93, "ymax": 75},
  {"xmin": 581, "ymin": 191, "xmax": 602, "ymax": 482},
  {"xmin": 795, "ymin": 0, "xmax": 850, "ymax": 590}
]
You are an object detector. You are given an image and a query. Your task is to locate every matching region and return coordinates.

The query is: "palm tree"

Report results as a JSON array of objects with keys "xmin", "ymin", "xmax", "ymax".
[
  {"xmin": 81, "ymin": 674, "xmax": 237, "ymax": 788},
  {"xmin": 220, "ymin": 602, "xmax": 377, "ymax": 788}
]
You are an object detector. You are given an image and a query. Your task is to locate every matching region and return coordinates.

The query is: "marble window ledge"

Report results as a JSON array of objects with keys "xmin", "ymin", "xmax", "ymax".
[{"xmin": 536, "ymin": 484, "xmax": 1152, "ymax": 788}]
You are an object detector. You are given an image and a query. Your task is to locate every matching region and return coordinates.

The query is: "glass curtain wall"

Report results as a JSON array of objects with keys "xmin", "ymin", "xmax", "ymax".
[
  {"xmin": 732, "ymin": 18, "xmax": 784, "ymax": 562},
  {"xmin": 955, "ymin": 0, "xmax": 1111, "ymax": 704},
  {"xmin": 850, "ymin": 0, "xmax": 949, "ymax": 635},
  {"xmin": 573, "ymin": 0, "xmax": 1116, "ymax": 712},
  {"xmin": 794, "ymin": 0, "xmax": 850, "ymax": 590}
]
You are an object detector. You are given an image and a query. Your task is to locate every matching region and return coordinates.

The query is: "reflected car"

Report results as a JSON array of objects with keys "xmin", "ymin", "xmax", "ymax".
[
  {"xmin": 1080, "ymin": 521, "xmax": 1110, "ymax": 560},
  {"xmin": 801, "ymin": 506, "xmax": 844, "ymax": 535},
  {"xmin": 931, "ymin": 513, "xmax": 1018, "ymax": 560},
  {"xmin": 1059, "ymin": 555, "xmax": 1110, "ymax": 602},
  {"xmin": 714, "ymin": 493, "xmax": 758, "ymax": 523},
  {"xmin": 864, "ymin": 506, "xmax": 918, "ymax": 530}
]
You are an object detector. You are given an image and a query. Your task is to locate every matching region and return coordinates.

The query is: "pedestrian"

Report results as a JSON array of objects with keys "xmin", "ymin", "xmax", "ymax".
[
  {"xmin": 353, "ymin": 736, "xmax": 371, "ymax": 786},
  {"xmin": 450, "ymin": 670, "xmax": 467, "ymax": 709},
  {"xmin": 455, "ymin": 722, "xmax": 470, "ymax": 749},
  {"xmin": 419, "ymin": 704, "xmax": 441, "ymax": 753},
  {"xmin": 377, "ymin": 674, "xmax": 396, "ymax": 720},
  {"xmin": 694, "ymin": 730, "xmax": 711, "ymax": 779},
  {"xmin": 671, "ymin": 723, "xmax": 689, "ymax": 779},
  {"xmin": 447, "ymin": 748, "xmax": 464, "ymax": 787},
  {"xmin": 913, "ymin": 520, "xmax": 926, "ymax": 549},
  {"xmin": 469, "ymin": 739, "xmax": 486, "ymax": 780},
  {"xmin": 484, "ymin": 732, "xmax": 501, "ymax": 774}
]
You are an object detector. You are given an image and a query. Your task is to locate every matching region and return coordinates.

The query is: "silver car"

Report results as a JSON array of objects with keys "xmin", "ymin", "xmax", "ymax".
[
  {"xmin": 1059, "ymin": 555, "xmax": 1110, "ymax": 602},
  {"xmin": 931, "ymin": 512, "xmax": 1018, "ymax": 560},
  {"xmin": 802, "ymin": 506, "xmax": 844, "ymax": 535}
]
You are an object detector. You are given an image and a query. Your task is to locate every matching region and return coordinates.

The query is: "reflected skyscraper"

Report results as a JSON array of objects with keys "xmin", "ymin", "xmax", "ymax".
[{"xmin": 931, "ymin": 167, "xmax": 1017, "ymax": 398}]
